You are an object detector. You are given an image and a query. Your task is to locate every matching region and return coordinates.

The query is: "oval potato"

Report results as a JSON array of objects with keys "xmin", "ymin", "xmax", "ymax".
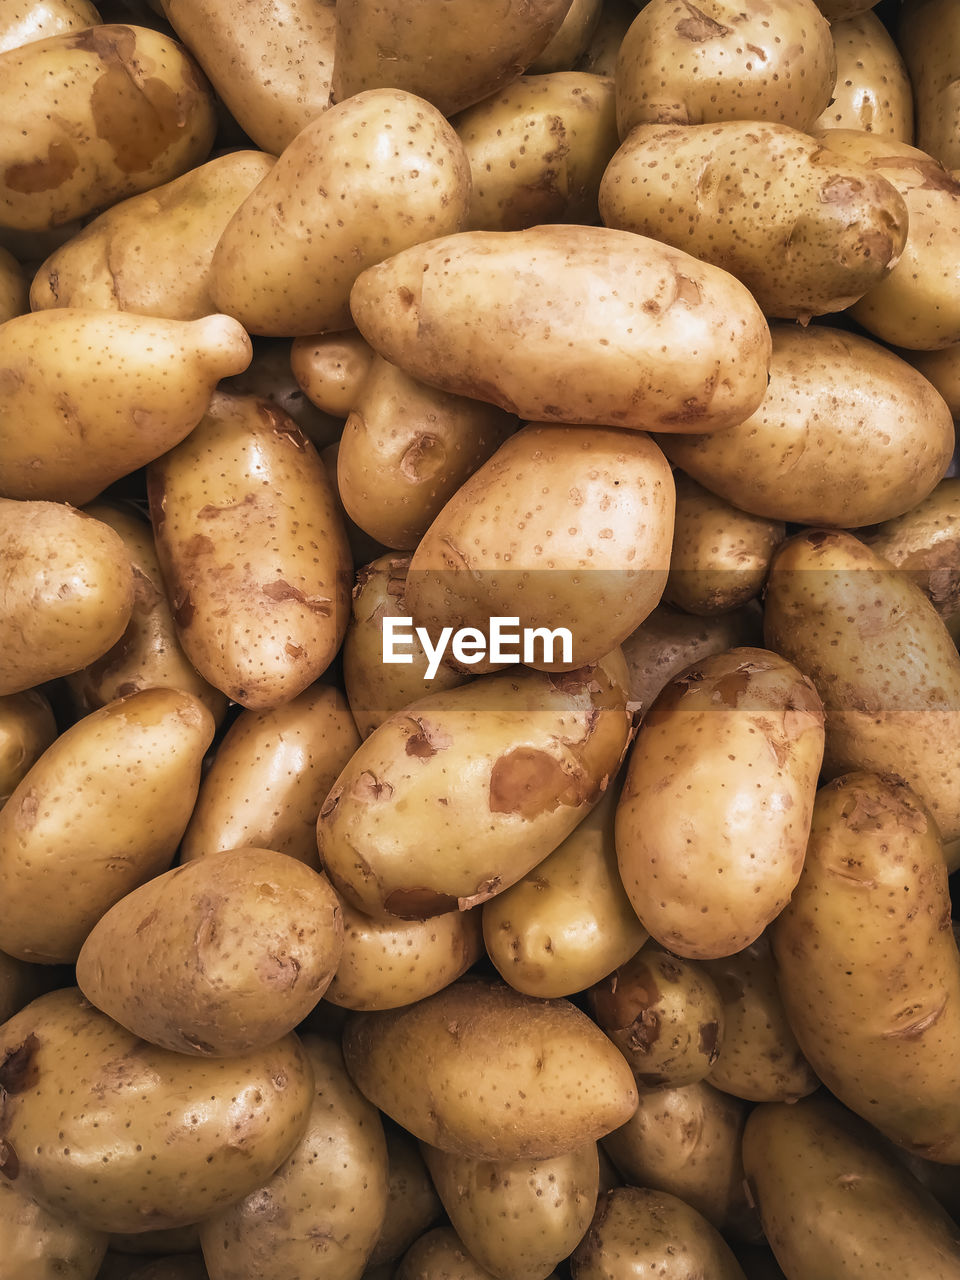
[
  {"xmin": 0, "ymin": 1175, "xmax": 108, "ymax": 1280},
  {"xmin": 813, "ymin": 11, "xmax": 914, "ymax": 140},
  {"xmin": 0, "ymin": 691, "xmax": 56, "ymax": 803},
  {"xmin": 290, "ymin": 330, "xmax": 375, "ymax": 418}
]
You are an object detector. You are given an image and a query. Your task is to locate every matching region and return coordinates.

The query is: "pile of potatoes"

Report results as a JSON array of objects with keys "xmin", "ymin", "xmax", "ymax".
[{"xmin": 4, "ymin": 0, "xmax": 960, "ymax": 1275}]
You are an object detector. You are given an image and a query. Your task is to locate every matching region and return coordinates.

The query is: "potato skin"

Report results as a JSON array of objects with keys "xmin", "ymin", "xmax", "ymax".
[
  {"xmin": 0, "ymin": 988, "xmax": 315, "ymax": 1234},
  {"xmin": 396, "ymin": 1227, "xmax": 505, "ymax": 1280},
  {"xmin": 616, "ymin": 648, "xmax": 824, "ymax": 959},
  {"xmin": 813, "ymin": 12, "xmax": 914, "ymax": 140},
  {"xmin": 0, "ymin": 691, "xmax": 56, "ymax": 805},
  {"xmin": 148, "ymin": 392, "xmax": 351, "ymax": 710},
  {"xmin": 343, "ymin": 979, "xmax": 638, "ymax": 1161},
  {"xmin": 349, "ymin": 225, "xmax": 772, "ymax": 434},
  {"xmin": 0, "ymin": 1175, "xmax": 108, "ymax": 1280},
  {"xmin": 0, "ymin": 0, "xmax": 102, "ymax": 55},
  {"xmin": 290, "ymin": 330, "xmax": 375, "ymax": 419},
  {"xmin": 899, "ymin": 0, "xmax": 960, "ymax": 169},
  {"xmin": 0, "ymin": 244, "xmax": 26, "ymax": 322}
]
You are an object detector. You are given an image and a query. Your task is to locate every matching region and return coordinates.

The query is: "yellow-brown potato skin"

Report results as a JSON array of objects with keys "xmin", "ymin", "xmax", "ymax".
[
  {"xmin": 0, "ymin": 988, "xmax": 315, "ymax": 1234},
  {"xmin": 529, "ymin": 0, "xmax": 604, "ymax": 72},
  {"xmin": 396, "ymin": 1227, "xmax": 507, "ymax": 1280},
  {"xmin": 616, "ymin": 648, "xmax": 824, "ymax": 959},
  {"xmin": 0, "ymin": 244, "xmax": 26, "ymax": 322},
  {"xmin": 0, "ymin": 691, "xmax": 56, "ymax": 806},
  {"xmin": 899, "ymin": 0, "xmax": 960, "ymax": 169},
  {"xmin": 0, "ymin": 0, "xmax": 101, "ymax": 54},
  {"xmin": 148, "ymin": 392, "xmax": 351, "ymax": 710},
  {"xmin": 0, "ymin": 1175, "xmax": 108, "ymax": 1280},
  {"xmin": 813, "ymin": 12, "xmax": 914, "ymax": 139},
  {"xmin": 290, "ymin": 330, "xmax": 375, "ymax": 419},
  {"xmin": 368, "ymin": 1129, "xmax": 442, "ymax": 1268},
  {"xmin": 349, "ymin": 225, "xmax": 771, "ymax": 433},
  {"xmin": 342, "ymin": 979, "xmax": 638, "ymax": 1161}
]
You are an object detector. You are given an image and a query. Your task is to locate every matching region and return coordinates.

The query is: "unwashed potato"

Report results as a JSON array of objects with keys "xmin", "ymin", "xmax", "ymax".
[
  {"xmin": 0, "ymin": 500, "xmax": 134, "ymax": 696},
  {"xmin": 0, "ymin": 987, "xmax": 314, "ymax": 1234},
  {"xmin": 452, "ymin": 73, "xmax": 619, "ymax": 232},
  {"xmin": 899, "ymin": 0, "xmax": 960, "ymax": 169},
  {"xmin": 160, "ymin": 0, "xmax": 335, "ymax": 155},
  {"xmin": 615, "ymin": 0, "xmax": 835, "ymax": 136},
  {"xmin": 30, "ymin": 150, "xmax": 275, "ymax": 320},
  {"xmin": 0, "ymin": 244, "xmax": 26, "ymax": 321},
  {"xmin": 0, "ymin": 0, "xmax": 101, "ymax": 54},
  {"xmin": 342, "ymin": 978, "xmax": 638, "ymax": 1161},
  {"xmin": 0, "ymin": 1174, "xmax": 108, "ymax": 1280},
  {"xmin": 290, "ymin": 330, "xmax": 376, "ymax": 418},
  {"xmin": 0, "ymin": 691, "xmax": 56, "ymax": 805},
  {"xmin": 331, "ymin": 0, "xmax": 574, "ymax": 115},
  {"xmin": 148, "ymin": 391, "xmax": 351, "ymax": 709},
  {"xmin": 657, "ymin": 324, "xmax": 954, "ymax": 528},
  {"xmin": 368, "ymin": 1127, "xmax": 443, "ymax": 1268},
  {"xmin": 813, "ymin": 11, "xmax": 914, "ymax": 139},
  {"xmin": 209, "ymin": 89, "xmax": 472, "ymax": 337},
  {"xmin": 349, "ymin": 224, "xmax": 772, "ymax": 433},
  {"xmin": 0, "ymin": 24, "xmax": 216, "ymax": 232},
  {"xmin": 0, "ymin": 309, "xmax": 251, "ymax": 505},
  {"xmin": 0, "ymin": 688, "xmax": 214, "ymax": 963}
]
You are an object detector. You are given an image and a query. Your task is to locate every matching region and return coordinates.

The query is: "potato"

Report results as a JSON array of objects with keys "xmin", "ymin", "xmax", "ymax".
[
  {"xmin": 0, "ymin": 24, "xmax": 215, "ymax": 232},
  {"xmin": 66, "ymin": 503, "xmax": 227, "ymax": 724},
  {"xmin": 528, "ymin": 0, "xmax": 604, "ymax": 72},
  {"xmin": 198, "ymin": 1036, "xmax": 388, "ymax": 1280},
  {"xmin": 616, "ymin": 648, "xmax": 824, "ymax": 959},
  {"xmin": 30, "ymin": 150, "xmax": 275, "ymax": 320},
  {"xmin": 601, "ymin": 122, "xmax": 907, "ymax": 322},
  {"xmin": 396, "ymin": 1227, "xmax": 505, "ymax": 1280},
  {"xmin": 772, "ymin": 772, "xmax": 960, "ymax": 1162},
  {"xmin": 0, "ymin": 1175, "xmax": 108, "ymax": 1279},
  {"xmin": 615, "ymin": 0, "xmax": 834, "ymax": 136},
  {"xmin": 148, "ymin": 391, "xmax": 351, "ymax": 710},
  {"xmin": 482, "ymin": 783, "xmax": 648, "ymax": 999},
  {"xmin": 743, "ymin": 1094, "xmax": 960, "ymax": 1277},
  {"xmin": 763, "ymin": 529, "xmax": 960, "ymax": 852},
  {"xmin": 342, "ymin": 978, "xmax": 638, "ymax": 1161},
  {"xmin": 452, "ymin": 73, "xmax": 618, "ymax": 232},
  {"xmin": 659, "ymin": 324, "xmax": 954, "ymax": 529},
  {"xmin": 321, "ymin": 440, "xmax": 389, "ymax": 569},
  {"xmin": 420, "ymin": 1141, "xmax": 599, "ymax": 1280},
  {"xmin": 0, "ymin": 987, "xmax": 314, "ymax": 1233},
  {"xmin": 0, "ymin": 690, "xmax": 56, "ymax": 804},
  {"xmin": 0, "ymin": 309, "xmax": 251, "ymax": 505},
  {"xmin": 220, "ymin": 339, "xmax": 343, "ymax": 451},
  {"xmin": 324, "ymin": 899, "xmax": 482, "ymax": 1012},
  {"xmin": 337, "ymin": 355, "xmax": 516, "ymax": 550},
  {"xmin": 160, "ymin": 0, "xmax": 335, "ymax": 155},
  {"xmin": 0, "ymin": 0, "xmax": 101, "ymax": 54},
  {"xmin": 701, "ymin": 935, "xmax": 819, "ymax": 1103},
  {"xmin": 899, "ymin": 0, "xmax": 960, "ymax": 169},
  {"xmin": 331, "ymin": 0, "xmax": 574, "ymax": 115},
  {"xmin": 813, "ymin": 11, "xmax": 914, "ymax": 140},
  {"xmin": 368, "ymin": 1128, "xmax": 442, "ymax": 1268},
  {"xmin": 907, "ymin": 342, "xmax": 960, "ymax": 417},
  {"xmin": 0, "ymin": 950, "xmax": 65, "ymax": 1024},
  {"xmin": 663, "ymin": 475, "xmax": 784, "ymax": 616},
  {"xmin": 576, "ymin": 0, "xmax": 635, "ymax": 78},
  {"xmin": 816, "ymin": 0, "xmax": 879, "ymax": 16},
  {"xmin": 349, "ymin": 224, "xmax": 772, "ymax": 434},
  {"xmin": 0, "ymin": 688, "xmax": 213, "ymax": 963},
  {"xmin": 290, "ymin": 331, "xmax": 374, "ymax": 419},
  {"xmin": 570, "ymin": 1187, "xmax": 747, "ymax": 1279},
  {"xmin": 209, "ymin": 89, "xmax": 471, "ymax": 338},
  {"xmin": 588, "ymin": 944, "xmax": 723, "ymax": 1089},
  {"xmin": 0, "ymin": 243, "xmax": 26, "ymax": 321},
  {"xmin": 317, "ymin": 656, "xmax": 631, "ymax": 920},
  {"xmin": 0, "ymin": 501, "xmax": 134, "ymax": 696}
]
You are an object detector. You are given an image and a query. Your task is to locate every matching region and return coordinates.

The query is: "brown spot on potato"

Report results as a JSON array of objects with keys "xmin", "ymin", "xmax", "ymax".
[
  {"xmin": 350, "ymin": 772, "xmax": 394, "ymax": 802},
  {"xmin": 628, "ymin": 1008, "xmax": 662, "ymax": 1054},
  {"xmin": 135, "ymin": 910, "xmax": 159, "ymax": 935},
  {"xmin": 173, "ymin": 590, "xmax": 195, "ymax": 629},
  {"xmin": 819, "ymin": 176, "xmax": 865, "ymax": 204},
  {"xmin": 261, "ymin": 404, "xmax": 307, "ymax": 449},
  {"xmin": 458, "ymin": 876, "xmax": 503, "ymax": 910},
  {"xmin": 197, "ymin": 494, "xmax": 256, "ymax": 518},
  {"xmin": 674, "ymin": 274, "xmax": 702, "ymax": 306},
  {"xmin": 4, "ymin": 141, "xmax": 78, "ymax": 194},
  {"xmin": 180, "ymin": 1033, "xmax": 216, "ymax": 1054},
  {"xmin": 0, "ymin": 1140, "xmax": 19, "ymax": 1181},
  {"xmin": 0, "ymin": 1035, "xmax": 40, "ymax": 1095},
  {"xmin": 261, "ymin": 580, "xmax": 332, "ymax": 615},
  {"xmin": 384, "ymin": 887, "xmax": 458, "ymax": 918},
  {"xmin": 14, "ymin": 789, "xmax": 39, "ymax": 833},
  {"xmin": 675, "ymin": 1, "xmax": 732, "ymax": 40},
  {"xmin": 698, "ymin": 1020, "xmax": 720, "ymax": 1062},
  {"xmin": 489, "ymin": 748, "xmax": 588, "ymax": 818}
]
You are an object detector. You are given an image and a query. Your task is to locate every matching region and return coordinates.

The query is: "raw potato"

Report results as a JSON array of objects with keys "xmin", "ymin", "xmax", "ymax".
[
  {"xmin": 0, "ymin": 500, "xmax": 134, "ymax": 696},
  {"xmin": 67, "ymin": 503, "xmax": 227, "ymax": 724},
  {"xmin": 482, "ymin": 784, "xmax": 649, "ymax": 999},
  {"xmin": 396, "ymin": 1227, "xmax": 505, "ymax": 1280},
  {"xmin": 813, "ymin": 11, "xmax": 914, "ymax": 139},
  {"xmin": 181, "ymin": 684, "xmax": 359, "ymax": 868},
  {"xmin": 616, "ymin": 648, "xmax": 824, "ymax": 958},
  {"xmin": 337, "ymin": 355, "xmax": 516, "ymax": 550},
  {"xmin": 331, "ymin": 0, "xmax": 574, "ymax": 115},
  {"xmin": 349, "ymin": 224, "xmax": 772, "ymax": 433},
  {"xmin": 420, "ymin": 1141, "xmax": 599, "ymax": 1280},
  {"xmin": 0, "ymin": 688, "xmax": 214, "ymax": 963},
  {"xmin": 198, "ymin": 1037, "xmax": 388, "ymax": 1280},
  {"xmin": 0, "ymin": 309, "xmax": 252, "ymax": 505},
  {"xmin": 160, "ymin": 0, "xmax": 335, "ymax": 155},
  {"xmin": 615, "ymin": 0, "xmax": 834, "ymax": 136},
  {"xmin": 148, "ymin": 391, "xmax": 351, "ymax": 710},
  {"xmin": 0, "ymin": 691, "xmax": 56, "ymax": 803},
  {"xmin": 577, "ymin": 0, "xmax": 635, "ymax": 78},
  {"xmin": 908, "ymin": 342, "xmax": 960, "ymax": 417},
  {"xmin": 658, "ymin": 324, "xmax": 953, "ymax": 529},
  {"xmin": 317, "ymin": 656, "xmax": 632, "ymax": 920},
  {"xmin": 404, "ymin": 425, "xmax": 674, "ymax": 671},
  {"xmin": 209, "ymin": 89, "xmax": 472, "ymax": 337},
  {"xmin": 0, "ymin": 24, "xmax": 216, "ymax": 232},
  {"xmin": 571, "ymin": 1187, "xmax": 747, "ymax": 1279},
  {"xmin": 324, "ymin": 899, "xmax": 483, "ymax": 1011},
  {"xmin": 290, "ymin": 330, "xmax": 375, "ymax": 419},
  {"xmin": 0, "ymin": 0, "xmax": 101, "ymax": 54},
  {"xmin": 772, "ymin": 772, "xmax": 960, "ymax": 1162},
  {"xmin": 763, "ymin": 529, "xmax": 960, "ymax": 852},
  {"xmin": 30, "ymin": 150, "xmax": 275, "ymax": 319},
  {"xmin": 0, "ymin": 988, "xmax": 314, "ymax": 1234},
  {"xmin": 0, "ymin": 1175, "xmax": 108, "ymax": 1280},
  {"xmin": 899, "ymin": 0, "xmax": 960, "ymax": 169},
  {"xmin": 664, "ymin": 475, "xmax": 784, "ymax": 616},
  {"xmin": 743, "ymin": 1095, "xmax": 960, "ymax": 1278},
  {"xmin": 528, "ymin": 0, "xmax": 604, "ymax": 72},
  {"xmin": 588, "ymin": 943, "xmax": 723, "ymax": 1089},
  {"xmin": 0, "ymin": 244, "xmax": 26, "ymax": 321},
  {"xmin": 452, "ymin": 73, "xmax": 619, "ymax": 232},
  {"xmin": 221, "ymin": 339, "xmax": 342, "ymax": 449},
  {"xmin": 368, "ymin": 1128, "xmax": 442, "ymax": 1267},
  {"xmin": 342, "ymin": 978, "xmax": 639, "ymax": 1161}
]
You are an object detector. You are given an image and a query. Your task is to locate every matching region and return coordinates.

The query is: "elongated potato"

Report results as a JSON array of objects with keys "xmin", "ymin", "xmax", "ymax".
[
  {"xmin": 349, "ymin": 225, "xmax": 772, "ymax": 433},
  {"xmin": 813, "ymin": 11, "xmax": 914, "ymax": 139},
  {"xmin": 0, "ymin": 1175, "xmax": 108, "ymax": 1280},
  {"xmin": 0, "ymin": 24, "xmax": 215, "ymax": 232},
  {"xmin": 318, "ymin": 656, "xmax": 631, "ymax": 920},
  {"xmin": 148, "ymin": 392, "xmax": 351, "ymax": 709},
  {"xmin": 0, "ymin": 688, "xmax": 214, "ymax": 962},
  {"xmin": 0, "ymin": 988, "xmax": 314, "ymax": 1234},
  {"xmin": 342, "ymin": 978, "xmax": 638, "ymax": 1160},
  {"xmin": 0, "ymin": 0, "xmax": 101, "ymax": 54},
  {"xmin": 0, "ymin": 309, "xmax": 251, "ymax": 505},
  {"xmin": 616, "ymin": 648, "xmax": 824, "ymax": 958}
]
